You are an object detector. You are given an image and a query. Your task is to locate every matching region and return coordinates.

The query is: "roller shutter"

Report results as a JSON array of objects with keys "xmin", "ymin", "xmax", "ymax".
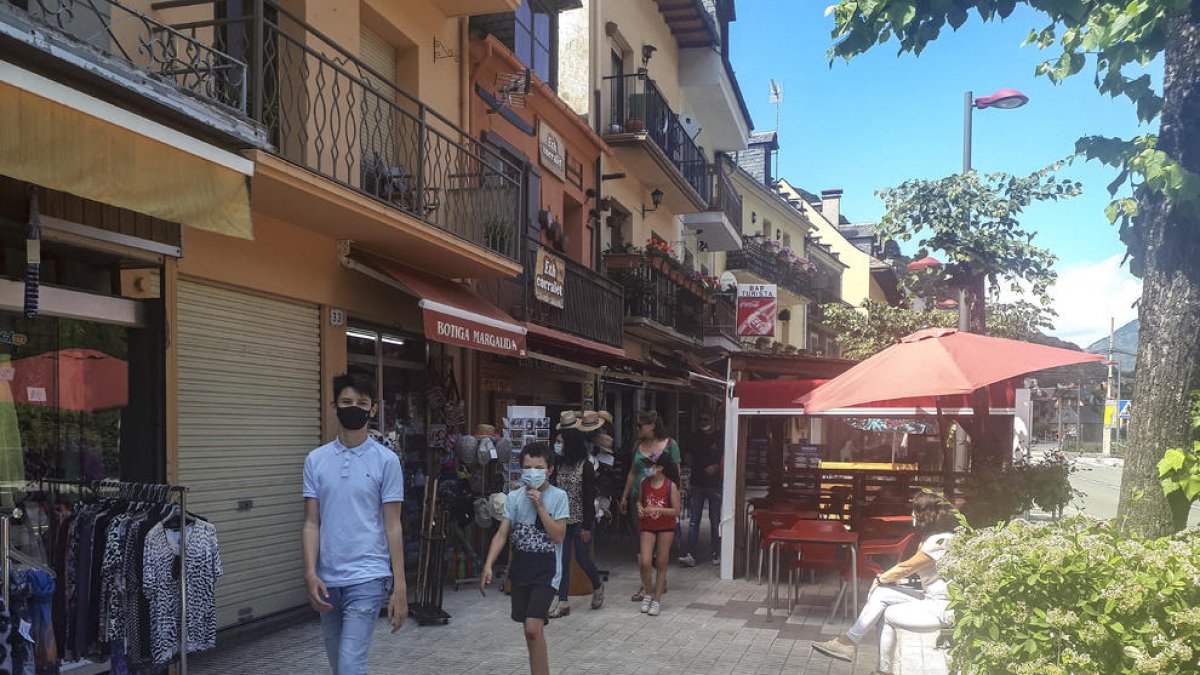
[
  {"xmin": 177, "ymin": 280, "xmax": 322, "ymax": 628},
  {"xmin": 360, "ymin": 27, "xmax": 398, "ymax": 178}
]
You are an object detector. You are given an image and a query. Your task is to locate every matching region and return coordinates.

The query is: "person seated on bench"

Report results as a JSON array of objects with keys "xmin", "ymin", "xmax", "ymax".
[{"xmin": 812, "ymin": 492, "xmax": 958, "ymax": 675}]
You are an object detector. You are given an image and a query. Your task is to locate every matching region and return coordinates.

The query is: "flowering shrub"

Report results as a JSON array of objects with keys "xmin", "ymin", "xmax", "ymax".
[{"xmin": 943, "ymin": 517, "xmax": 1200, "ymax": 674}]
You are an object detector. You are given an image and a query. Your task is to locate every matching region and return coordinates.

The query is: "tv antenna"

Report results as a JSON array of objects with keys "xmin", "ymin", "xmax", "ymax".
[
  {"xmin": 768, "ymin": 79, "xmax": 784, "ymax": 132},
  {"xmin": 768, "ymin": 78, "xmax": 783, "ymax": 181},
  {"xmin": 490, "ymin": 68, "xmax": 531, "ymax": 112}
]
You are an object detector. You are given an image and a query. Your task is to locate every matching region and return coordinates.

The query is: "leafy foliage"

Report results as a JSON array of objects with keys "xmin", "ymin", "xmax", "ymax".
[
  {"xmin": 961, "ymin": 450, "xmax": 1083, "ymax": 525},
  {"xmin": 827, "ymin": 0, "xmax": 1200, "ymax": 275},
  {"xmin": 877, "ymin": 167, "xmax": 1081, "ymax": 307},
  {"xmin": 1158, "ymin": 391, "xmax": 1200, "ymax": 504},
  {"xmin": 820, "ymin": 296, "xmax": 1055, "ymax": 361},
  {"xmin": 942, "ymin": 516, "xmax": 1200, "ymax": 674}
]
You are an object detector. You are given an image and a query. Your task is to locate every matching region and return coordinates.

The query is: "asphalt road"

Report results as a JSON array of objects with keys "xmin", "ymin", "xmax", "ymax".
[{"xmin": 1068, "ymin": 456, "xmax": 1200, "ymax": 527}]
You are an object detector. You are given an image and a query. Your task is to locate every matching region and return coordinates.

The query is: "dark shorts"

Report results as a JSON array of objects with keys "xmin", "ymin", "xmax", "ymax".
[{"xmin": 510, "ymin": 582, "xmax": 556, "ymax": 625}]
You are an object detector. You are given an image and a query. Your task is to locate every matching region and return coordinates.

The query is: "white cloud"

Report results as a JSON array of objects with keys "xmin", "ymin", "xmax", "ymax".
[{"xmin": 1001, "ymin": 255, "xmax": 1141, "ymax": 347}]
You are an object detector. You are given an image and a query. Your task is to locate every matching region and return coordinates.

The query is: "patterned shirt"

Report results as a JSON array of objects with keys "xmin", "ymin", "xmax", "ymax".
[
  {"xmin": 143, "ymin": 519, "xmax": 223, "ymax": 665},
  {"xmin": 503, "ymin": 485, "xmax": 569, "ymax": 589},
  {"xmin": 556, "ymin": 462, "xmax": 585, "ymax": 524}
]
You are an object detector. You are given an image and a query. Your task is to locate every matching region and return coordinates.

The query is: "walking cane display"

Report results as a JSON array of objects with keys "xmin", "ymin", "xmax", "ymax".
[{"xmin": 411, "ymin": 478, "xmax": 451, "ymax": 625}]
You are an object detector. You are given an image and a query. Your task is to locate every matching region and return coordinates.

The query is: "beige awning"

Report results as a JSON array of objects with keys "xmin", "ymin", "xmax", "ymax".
[{"xmin": 0, "ymin": 61, "xmax": 253, "ymax": 239}]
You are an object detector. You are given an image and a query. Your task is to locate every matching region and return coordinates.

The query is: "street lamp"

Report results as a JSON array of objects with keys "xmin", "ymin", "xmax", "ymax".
[
  {"xmin": 958, "ymin": 87, "xmax": 1029, "ymax": 330},
  {"xmin": 963, "ymin": 88, "xmax": 1028, "ymax": 172}
]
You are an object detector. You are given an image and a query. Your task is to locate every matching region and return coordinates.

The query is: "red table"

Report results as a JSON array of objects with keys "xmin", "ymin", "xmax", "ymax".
[{"xmin": 765, "ymin": 527, "xmax": 859, "ymax": 621}]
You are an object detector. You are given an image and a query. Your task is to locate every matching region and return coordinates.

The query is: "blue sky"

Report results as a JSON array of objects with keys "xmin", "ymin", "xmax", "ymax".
[{"xmin": 727, "ymin": 2, "xmax": 1151, "ymax": 346}]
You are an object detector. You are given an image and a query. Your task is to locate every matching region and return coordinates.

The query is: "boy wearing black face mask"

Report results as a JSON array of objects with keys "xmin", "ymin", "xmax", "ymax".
[
  {"xmin": 302, "ymin": 373, "xmax": 407, "ymax": 675},
  {"xmin": 480, "ymin": 442, "xmax": 569, "ymax": 675}
]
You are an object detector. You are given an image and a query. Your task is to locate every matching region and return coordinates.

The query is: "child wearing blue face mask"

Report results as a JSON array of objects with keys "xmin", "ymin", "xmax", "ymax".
[{"xmin": 481, "ymin": 442, "xmax": 569, "ymax": 675}]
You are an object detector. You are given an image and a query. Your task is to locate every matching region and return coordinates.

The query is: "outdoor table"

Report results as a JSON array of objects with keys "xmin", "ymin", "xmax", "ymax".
[{"xmin": 765, "ymin": 526, "xmax": 858, "ymax": 621}]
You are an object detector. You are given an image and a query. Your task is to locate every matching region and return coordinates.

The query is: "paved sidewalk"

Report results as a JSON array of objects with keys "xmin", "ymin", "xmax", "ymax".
[{"xmin": 192, "ymin": 543, "xmax": 948, "ymax": 675}]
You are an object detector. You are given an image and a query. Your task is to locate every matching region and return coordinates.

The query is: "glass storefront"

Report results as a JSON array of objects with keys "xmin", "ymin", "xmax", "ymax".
[{"xmin": 0, "ymin": 232, "xmax": 166, "ymax": 495}]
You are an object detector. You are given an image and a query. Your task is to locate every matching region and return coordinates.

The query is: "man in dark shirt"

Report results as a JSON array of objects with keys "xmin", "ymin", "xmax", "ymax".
[{"xmin": 679, "ymin": 412, "xmax": 724, "ymax": 567}]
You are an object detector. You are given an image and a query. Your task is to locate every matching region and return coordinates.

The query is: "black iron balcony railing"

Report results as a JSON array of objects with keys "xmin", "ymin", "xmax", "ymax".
[
  {"xmin": 478, "ymin": 241, "xmax": 625, "ymax": 348},
  {"xmin": 725, "ymin": 237, "xmax": 816, "ymax": 300},
  {"xmin": 603, "ymin": 73, "xmax": 709, "ymax": 203},
  {"xmin": 6, "ymin": 0, "xmax": 247, "ymax": 112},
  {"xmin": 164, "ymin": 0, "xmax": 522, "ymax": 259},
  {"xmin": 709, "ymin": 157, "xmax": 742, "ymax": 232},
  {"xmin": 604, "ymin": 253, "xmax": 706, "ymax": 343}
]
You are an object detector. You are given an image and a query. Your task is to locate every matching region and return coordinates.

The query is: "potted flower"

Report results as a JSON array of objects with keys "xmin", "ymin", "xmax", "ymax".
[{"xmin": 626, "ymin": 93, "xmax": 648, "ymax": 133}]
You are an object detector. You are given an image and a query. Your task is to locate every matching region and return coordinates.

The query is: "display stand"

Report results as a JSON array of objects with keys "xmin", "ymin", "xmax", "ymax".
[
  {"xmin": 411, "ymin": 478, "xmax": 451, "ymax": 625},
  {"xmin": 3, "ymin": 479, "xmax": 193, "ymax": 674}
]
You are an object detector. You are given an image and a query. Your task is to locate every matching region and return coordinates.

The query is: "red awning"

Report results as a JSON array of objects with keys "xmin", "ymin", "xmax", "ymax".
[
  {"xmin": 735, "ymin": 378, "xmax": 1017, "ymax": 415},
  {"xmin": 353, "ymin": 254, "xmax": 527, "ymax": 358}
]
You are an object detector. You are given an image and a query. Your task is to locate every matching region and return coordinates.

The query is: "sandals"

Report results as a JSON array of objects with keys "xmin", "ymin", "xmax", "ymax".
[
  {"xmin": 548, "ymin": 602, "xmax": 571, "ymax": 619},
  {"xmin": 591, "ymin": 584, "xmax": 605, "ymax": 610}
]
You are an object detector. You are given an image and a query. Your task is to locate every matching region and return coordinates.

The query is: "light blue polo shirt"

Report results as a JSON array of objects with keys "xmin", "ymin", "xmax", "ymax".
[{"xmin": 303, "ymin": 436, "xmax": 404, "ymax": 587}]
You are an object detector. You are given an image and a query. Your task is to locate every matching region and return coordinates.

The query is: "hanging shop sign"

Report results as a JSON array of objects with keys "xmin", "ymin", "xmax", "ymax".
[
  {"xmin": 534, "ymin": 247, "xmax": 566, "ymax": 309},
  {"xmin": 538, "ymin": 121, "xmax": 566, "ymax": 181},
  {"xmin": 424, "ymin": 307, "xmax": 527, "ymax": 358},
  {"xmin": 736, "ymin": 283, "xmax": 777, "ymax": 337}
]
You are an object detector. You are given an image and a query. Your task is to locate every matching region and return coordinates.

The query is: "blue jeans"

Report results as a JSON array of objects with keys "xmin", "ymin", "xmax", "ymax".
[
  {"xmin": 320, "ymin": 577, "xmax": 390, "ymax": 675},
  {"xmin": 559, "ymin": 523, "xmax": 603, "ymax": 601},
  {"xmin": 687, "ymin": 485, "xmax": 722, "ymax": 558}
]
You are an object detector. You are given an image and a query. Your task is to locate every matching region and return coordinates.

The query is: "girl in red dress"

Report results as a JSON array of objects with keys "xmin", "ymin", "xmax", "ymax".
[{"xmin": 636, "ymin": 453, "xmax": 681, "ymax": 617}]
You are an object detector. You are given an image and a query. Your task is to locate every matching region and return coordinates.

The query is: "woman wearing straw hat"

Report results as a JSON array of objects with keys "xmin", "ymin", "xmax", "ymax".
[{"xmin": 548, "ymin": 412, "xmax": 605, "ymax": 617}]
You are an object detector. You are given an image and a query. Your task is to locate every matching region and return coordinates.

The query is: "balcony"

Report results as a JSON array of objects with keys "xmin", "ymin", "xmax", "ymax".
[
  {"xmin": 678, "ymin": 47, "xmax": 751, "ymax": 153},
  {"xmin": 682, "ymin": 156, "xmax": 742, "ymax": 251},
  {"xmin": 704, "ymin": 292, "xmax": 739, "ymax": 352},
  {"xmin": 478, "ymin": 241, "xmax": 625, "ymax": 350},
  {"xmin": 602, "ymin": 73, "xmax": 709, "ymax": 213},
  {"xmin": 604, "ymin": 252, "xmax": 709, "ymax": 347},
  {"xmin": 0, "ymin": 0, "xmax": 261, "ymax": 145},
  {"xmin": 725, "ymin": 237, "xmax": 816, "ymax": 303},
  {"xmin": 168, "ymin": 0, "xmax": 524, "ymax": 274}
]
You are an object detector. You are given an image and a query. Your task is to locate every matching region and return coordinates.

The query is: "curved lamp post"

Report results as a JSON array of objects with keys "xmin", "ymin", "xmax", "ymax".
[
  {"xmin": 958, "ymin": 88, "xmax": 1029, "ymax": 330},
  {"xmin": 963, "ymin": 88, "xmax": 1028, "ymax": 172}
]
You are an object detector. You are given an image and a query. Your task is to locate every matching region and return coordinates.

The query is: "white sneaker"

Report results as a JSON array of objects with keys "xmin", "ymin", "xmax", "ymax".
[
  {"xmin": 678, "ymin": 554, "xmax": 697, "ymax": 567},
  {"xmin": 711, "ymin": 553, "xmax": 721, "ymax": 566},
  {"xmin": 640, "ymin": 597, "xmax": 652, "ymax": 613},
  {"xmin": 648, "ymin": 601, "xmax": 661, "ymax": 616}
]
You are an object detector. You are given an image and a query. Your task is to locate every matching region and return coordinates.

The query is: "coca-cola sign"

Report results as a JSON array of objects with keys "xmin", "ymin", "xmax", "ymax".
[{"xmin": 736, "ymin": 284, "xmax": 777, "ymax": 337}]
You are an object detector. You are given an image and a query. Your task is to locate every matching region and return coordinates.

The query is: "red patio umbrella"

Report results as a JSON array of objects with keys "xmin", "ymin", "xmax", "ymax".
[
  {"xmin": 906, "ymin": 256, "xmax": 943, "ymax": 273},
  {"xmin": 800, "ymin": 328, "xmax": 1104, "ymax": 413},
  {"xmin": 10, "ymin": 348, "xmax": 128, "ymax": 412}
]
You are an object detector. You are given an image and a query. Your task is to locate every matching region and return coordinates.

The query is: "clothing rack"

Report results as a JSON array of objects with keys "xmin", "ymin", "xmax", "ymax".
[{"xmin": 3, "ymin": 478, "xmax": 193, "ymax": 674}]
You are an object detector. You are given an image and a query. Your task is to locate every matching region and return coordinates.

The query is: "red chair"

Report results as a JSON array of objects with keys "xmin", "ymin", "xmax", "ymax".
[
  {"xmin": 831, "ymin": 533, "xmax": 917, "ymax": 620},
  {"xmin": 780, "ymin": 519, "xmax": 852, "ymax": 614},
  {"xmin": 751, "ymin": 510, "xmax": 812, "ymax": 583}
]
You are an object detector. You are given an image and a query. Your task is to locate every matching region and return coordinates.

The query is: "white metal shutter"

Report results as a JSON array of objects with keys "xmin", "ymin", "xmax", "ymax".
[{"xmin": 177, "ymin": 280, "xmax": 321, "ymax": 628}]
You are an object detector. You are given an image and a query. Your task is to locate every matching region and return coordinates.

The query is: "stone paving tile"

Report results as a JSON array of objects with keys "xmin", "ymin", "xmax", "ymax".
[{"xmin": 193, "ymin": 536, "xmax": 947, "ymax": 675}]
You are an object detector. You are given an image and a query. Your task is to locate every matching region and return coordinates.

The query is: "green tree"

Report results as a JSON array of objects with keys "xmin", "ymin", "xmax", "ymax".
[
  {"xmin": 829, "ymin": 0, "xmax": 1200, "ymax": 537},
  {"xmin": 821, "ymin": 297, "xmax": 1055, "ymax": 361},
  {"xmin": 877, "ymin": 167, "xmax": 1080, "ymax": 333}
]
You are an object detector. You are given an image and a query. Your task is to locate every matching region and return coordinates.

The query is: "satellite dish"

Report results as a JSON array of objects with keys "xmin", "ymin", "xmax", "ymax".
[
  {"xmin": 719, "ymin": 271, "xmax": 737, "ymax": 292},
  {"xmin": 679, "ymin": 112, "xmax": 701, "ymax": 140}
]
